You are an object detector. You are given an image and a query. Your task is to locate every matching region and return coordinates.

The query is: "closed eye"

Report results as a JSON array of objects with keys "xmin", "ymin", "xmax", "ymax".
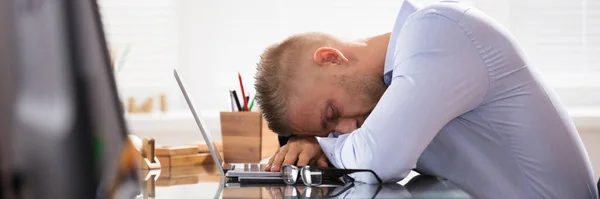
[{"xmin": 327, "ymin": 106, "xmax": 335, "ymax": 120}]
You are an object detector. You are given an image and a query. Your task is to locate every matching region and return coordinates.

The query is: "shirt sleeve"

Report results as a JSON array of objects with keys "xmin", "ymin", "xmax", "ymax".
[{"xmin": 317, "ymin": 12, "xmax": 489, "ymax": 183}]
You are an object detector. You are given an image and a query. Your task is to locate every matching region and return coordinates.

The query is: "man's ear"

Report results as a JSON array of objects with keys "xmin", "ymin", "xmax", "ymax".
[{"xmin": 313, "ymin": 47, "xmax": 349, "ymax": 67}]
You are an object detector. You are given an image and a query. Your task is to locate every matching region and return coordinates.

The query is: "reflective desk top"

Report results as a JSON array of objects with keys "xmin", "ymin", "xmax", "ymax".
[{"xmin": 131, "ymin": 165, "xmax": 471, "ymax": 199}]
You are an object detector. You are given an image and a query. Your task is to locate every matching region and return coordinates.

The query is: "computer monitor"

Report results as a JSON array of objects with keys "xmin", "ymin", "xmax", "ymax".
[
  {"xmin": 0, "ymin": 0, "xmax": 133, "ymax": 198},
  {"xmin": 0, "ymin": 0, "xmax": 17, "ymax": 198}
]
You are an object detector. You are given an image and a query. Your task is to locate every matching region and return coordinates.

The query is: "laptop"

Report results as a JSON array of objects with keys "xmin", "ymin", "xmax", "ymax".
[{"xmin": 173, "ymin": 69, "xmax": 285, "ymax": 183}]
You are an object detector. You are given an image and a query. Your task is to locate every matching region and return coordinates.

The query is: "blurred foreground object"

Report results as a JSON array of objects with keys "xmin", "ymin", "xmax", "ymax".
[{"xmin": 0, "ymin": 0, "xmax": 139, "ymax": 198}]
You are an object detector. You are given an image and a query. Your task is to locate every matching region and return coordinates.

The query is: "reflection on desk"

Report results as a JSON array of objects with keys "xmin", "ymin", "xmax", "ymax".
[{"xmin": 130, "ymin": 164, "xmax": 471, "ymax": 199}]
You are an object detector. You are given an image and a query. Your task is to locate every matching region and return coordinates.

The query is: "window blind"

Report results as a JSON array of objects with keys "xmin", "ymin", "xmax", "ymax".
[
  {"xmin": 97, "ymin": 0, "xmax": 182, "ymax": 112},
  {"xmin": 98, "ymin": 0, "xmax": 600, "ymax": 113}
]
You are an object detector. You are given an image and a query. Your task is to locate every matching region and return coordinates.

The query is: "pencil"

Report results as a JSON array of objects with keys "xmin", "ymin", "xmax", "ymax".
[
  {"xmin": 249, "ymin": 96, "xmax": 256, "ymax": 111},
  {"xmin": 238, "ymin": 73, "xmax": 249, "ymax": 111}
]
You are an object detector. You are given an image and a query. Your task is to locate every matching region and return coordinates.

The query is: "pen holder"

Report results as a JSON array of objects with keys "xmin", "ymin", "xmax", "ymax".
[{"xmin": 220, "ymin": 112, "xmax": 279, "ymax": 163}]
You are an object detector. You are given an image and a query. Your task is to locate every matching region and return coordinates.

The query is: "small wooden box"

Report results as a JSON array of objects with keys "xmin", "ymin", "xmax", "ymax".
[{"xmin": 220, "ymin": 112, "xmax": 279, "ymax": 163}]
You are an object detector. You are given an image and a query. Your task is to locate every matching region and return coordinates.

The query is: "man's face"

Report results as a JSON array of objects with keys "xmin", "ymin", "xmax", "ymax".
[{"xmin": 287, "ymin": 65, "xmax": 386, "ymax": 137}]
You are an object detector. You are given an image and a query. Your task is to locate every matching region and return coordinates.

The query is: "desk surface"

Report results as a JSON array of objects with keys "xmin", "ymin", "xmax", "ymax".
[{"xmin": 128, "ymin": 165, "xmax": 471, "ymax": 199}]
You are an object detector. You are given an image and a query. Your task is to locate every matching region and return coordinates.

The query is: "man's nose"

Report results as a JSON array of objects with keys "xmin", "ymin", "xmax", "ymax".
[{"xmin": 334, "ymin": 118, "xmax": 358, "ymax": 134}]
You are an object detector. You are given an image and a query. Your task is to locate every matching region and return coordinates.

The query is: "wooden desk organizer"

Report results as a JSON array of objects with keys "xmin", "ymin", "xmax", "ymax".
[
  {"xmin": 128, "ymin": 135, "xmax": 161, "ymax": 170},
  {"xmin": 154, "ymin": 143, "xmax": 223, "ymax": 168},
  {"xmin": 220, "ymin": 112, "xmax": 279, "ymax": 163}
]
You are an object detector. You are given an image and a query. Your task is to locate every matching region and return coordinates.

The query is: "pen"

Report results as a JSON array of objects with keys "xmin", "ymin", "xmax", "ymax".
[
  {"xmin": 229, "ymin": 90, "xmax": 236, "ymax": 112},
  {"xmin": 238, "ymin": 72, "xmax": 249, "ymax": 111},
  {"xmin": 249, "ymin": 96, "xmax": 256, "ymax": 111},
  {"xmin": 231, "ymin": 90, "xmax": 243, "ymax": 112}
]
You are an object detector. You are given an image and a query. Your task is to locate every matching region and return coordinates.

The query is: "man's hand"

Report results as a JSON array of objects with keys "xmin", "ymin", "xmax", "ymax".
[{"xmin": 265, "ymin": 136, "xmax": 329, "ymax": 172}]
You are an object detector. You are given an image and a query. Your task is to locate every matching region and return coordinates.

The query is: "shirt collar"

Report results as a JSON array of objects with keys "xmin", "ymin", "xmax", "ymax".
[{"xmin": 383, "ymin": 0, "xmax": 420, "ymax": 86}]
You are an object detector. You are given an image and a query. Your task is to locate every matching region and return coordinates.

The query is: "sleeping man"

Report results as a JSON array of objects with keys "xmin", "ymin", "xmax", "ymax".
[{"xmin": 253, "ymin": 0, "xmax": 598, "ymax": 198}]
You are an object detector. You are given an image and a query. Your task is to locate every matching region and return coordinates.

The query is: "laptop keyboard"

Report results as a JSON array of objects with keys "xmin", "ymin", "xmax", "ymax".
[
  {"xmin": 249, "ymin": 164, "xmax": 259, "ymax": 171},
  {"xmin": 230, "ymin": 163, "xmax": 271, "ymax": 172},
  {"xmin": 243, "ymin": 164, "xmax": 263, "ymax": 172}
]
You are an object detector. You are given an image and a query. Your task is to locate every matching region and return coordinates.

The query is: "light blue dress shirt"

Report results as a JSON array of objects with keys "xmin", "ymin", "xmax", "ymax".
[{"xmin": 317, "ymin": 1, "xmax": 598, "ymax": 198}]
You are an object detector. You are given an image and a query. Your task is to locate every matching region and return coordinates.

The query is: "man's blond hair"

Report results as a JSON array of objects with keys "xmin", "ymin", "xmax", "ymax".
[{"xmin": 254, "ymin": 32, "xmax": 329, "ymax": 136}]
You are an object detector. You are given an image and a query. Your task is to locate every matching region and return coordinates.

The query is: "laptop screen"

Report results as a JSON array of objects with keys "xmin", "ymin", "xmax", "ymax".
[{"xmin": 174, "ymin": 69, "xmax": 226, "ymax": 175}]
